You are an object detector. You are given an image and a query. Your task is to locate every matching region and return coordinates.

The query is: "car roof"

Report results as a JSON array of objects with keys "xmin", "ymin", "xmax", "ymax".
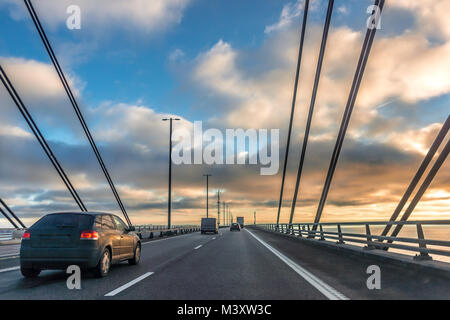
[{"xmin": 45, "ymin": 211, "xmax": 115, "ymax": 217}]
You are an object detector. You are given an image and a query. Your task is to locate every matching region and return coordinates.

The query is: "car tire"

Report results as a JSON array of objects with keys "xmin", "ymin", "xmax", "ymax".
[
  {"xmin": 94, "ymin": 248, "xmax": 111, "ymax": 278},
  {"xmin": 128, "ymin": 243, "xmax": 141, "ymax": 265},
  {"xmin": 20, "ymin": 266, "xmax": 41, "ymax": 278}
]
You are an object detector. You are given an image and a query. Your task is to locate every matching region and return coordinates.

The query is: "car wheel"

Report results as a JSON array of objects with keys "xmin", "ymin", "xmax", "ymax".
[
  {"xmin": 94, "ymin": 248, "xmax": 111, "ymax": 278},
  {"xmin": 128, "ymin": 243, "xmax": 141, "ymax": 265},
  {"xmin": 21, "ymin": 266, "xmax": 41, "ymax": 278}
]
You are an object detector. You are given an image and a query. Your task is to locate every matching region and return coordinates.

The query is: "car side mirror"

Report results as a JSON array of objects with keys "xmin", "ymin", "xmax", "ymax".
[{"xmin": 128, "ymin": 226, "xmax": 136, "ymax": 232}]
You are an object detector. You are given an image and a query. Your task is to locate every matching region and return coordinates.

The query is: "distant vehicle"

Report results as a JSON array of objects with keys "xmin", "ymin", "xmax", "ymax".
[
  {"xmin": 20, "ymin": 212, "xmax": 141, "ymax": 278},
  {"xmin": 230, "ymin": 223, "xmax": 241, "ymax": 231},
  {"xmin": 201, "ymin": 218, "xmax": 217, "ymax": 234},
  {"xmin": 236, "ymin": 217, "xmax": 244, "ymax": 228}
]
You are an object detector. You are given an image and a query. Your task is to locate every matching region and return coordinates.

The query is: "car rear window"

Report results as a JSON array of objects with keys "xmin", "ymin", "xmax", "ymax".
[{"xmin": 32, "ymin": 214, "xmax": 93, "ymax": 229}]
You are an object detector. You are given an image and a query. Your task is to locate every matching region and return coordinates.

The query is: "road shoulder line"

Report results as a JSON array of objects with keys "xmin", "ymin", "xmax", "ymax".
[{"xmin": 246, "ymin": 229, "xmax": 349, "ymax": 300}]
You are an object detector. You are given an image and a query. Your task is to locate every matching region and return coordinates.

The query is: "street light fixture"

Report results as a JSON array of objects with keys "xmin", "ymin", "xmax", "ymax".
[{"xmin": 162, "ymin": 117, "xmax": 180, "ymax": 229}]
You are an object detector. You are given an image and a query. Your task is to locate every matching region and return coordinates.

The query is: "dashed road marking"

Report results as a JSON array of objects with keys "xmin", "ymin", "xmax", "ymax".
[
  {"xmin": 104, "ymin": 272, "xmax": 154, "ymax": 296},
  {"xmin": 0, "ymin": 253, "xmax": 20, "ymax": 259},
  {"xmin": 141, "ymin": 232, "xmax": 197, "ymax": 246},
  {"xmin": 0, "ymin": 266, "xmax": 20, "ymax": 273},
  {"xmin": 194, "ymin": 245, "xmax": 202, "ymax": 250}
]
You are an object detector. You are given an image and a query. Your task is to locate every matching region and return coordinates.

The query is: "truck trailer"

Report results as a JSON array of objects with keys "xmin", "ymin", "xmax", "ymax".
[{"xmin": 201, "ymin": 218, "xmax": 218, "ymax": 234}]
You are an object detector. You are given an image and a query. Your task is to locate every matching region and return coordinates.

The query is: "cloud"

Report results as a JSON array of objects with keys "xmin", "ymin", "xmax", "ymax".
[
  {"xmin": 181, "ymin": 1, "xmax": 450, "ymax": 223},
  {"xmin": 337, "ymin": 5, "xmax": 348, "ymax": 15},
  {"xmin": 0, "ymin": 56, "xmax": 84, "ymax": 134},
  {"xmin": 191, "ymin": 14, "xmax": 450, "ymax": 133},
  {"xmin": 386, "ymin": 122, "xmax": 446, "ymax": 155},
  {"xmin": 0, "ymin": 125, "xmax": 32, "ymax": 138},
  {"xmin": 169, "ymin": 49, "xmax": 185, "ymax": 62},
  {"xmin": 265, "ymin": 0, "xmax": 318, "ymax": 34},
  {"xmin": 3, "ymin": 0, "xmax": 191, "ymax": 34},
  {"xmin": 389, "ymin": 0, "xmax": 450, "ymax": 40},
  {"xmin": 1, "ymin": 2, "xmax": 449, "ymax": 227}
]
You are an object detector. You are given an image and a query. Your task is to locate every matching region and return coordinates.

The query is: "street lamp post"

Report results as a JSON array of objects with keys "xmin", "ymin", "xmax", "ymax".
[
  {"xmin": 223, "ymin": 201, "xmax": 226, "ymax": 225},
  {"xmin": 162, "ymin": 117, "xmax": 180, "ymax": 229},
  {"xmin": 203, "ymin": 174, "xmax": 212, "ymax": 218},
  {"xmin": 217, "ymin": 190, "xmax": 220, "ymax": 228}
]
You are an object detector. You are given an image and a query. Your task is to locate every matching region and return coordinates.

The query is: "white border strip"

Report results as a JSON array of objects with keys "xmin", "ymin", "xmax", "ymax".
[
  {"xmin": 104, "ymin": 272, "xmax": 154, "ymax": 296},
  {"xmin": 0, "ymin": 253, "xmax": 20, "ymax": 259},
  {"xmin": 0, "ymin": 266, "xmax": 20, "ymax": 273},
  {"xmin": 246, "ymin": 229, "xmax": 349, "ymax": 300}
]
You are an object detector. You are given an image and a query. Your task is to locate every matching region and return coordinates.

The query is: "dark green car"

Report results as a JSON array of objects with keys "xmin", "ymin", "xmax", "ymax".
[{"xmin": 20, "ymin": 212, "xmax": 141, "ymax": 278}]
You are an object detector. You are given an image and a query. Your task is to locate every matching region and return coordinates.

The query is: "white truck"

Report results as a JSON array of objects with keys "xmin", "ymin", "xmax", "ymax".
[{"xmin": 201, "ymin": 218, "xmax": 217, "ymax": 234}]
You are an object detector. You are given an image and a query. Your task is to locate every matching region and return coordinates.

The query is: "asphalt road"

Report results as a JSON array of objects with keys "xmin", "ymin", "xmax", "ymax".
[{"xmin": 0, "ymin": 227, "xmax": 448, "ymax": 300}]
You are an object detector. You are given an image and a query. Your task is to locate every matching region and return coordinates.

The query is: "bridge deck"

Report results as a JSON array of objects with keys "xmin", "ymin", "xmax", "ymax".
[{"xmin": 0, "ymin": 228, "xmax": 448, "ymax": 299}]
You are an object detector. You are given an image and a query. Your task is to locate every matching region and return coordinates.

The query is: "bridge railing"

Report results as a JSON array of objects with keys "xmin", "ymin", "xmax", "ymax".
[
  {"xmin": 257, "ymin": 220, "xmax": 450, "ymax": 261},
  {"xmin": 133, "ymin": 224, "xmax": 200, "ymax": 239},
  {"xmin": 0, "ymin": 230, "xmax": 14, "ymax": 241}
]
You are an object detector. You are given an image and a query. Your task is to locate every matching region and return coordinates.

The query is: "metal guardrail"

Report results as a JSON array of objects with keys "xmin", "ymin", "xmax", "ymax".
[
  {"xmin": 0, "ymin": 231, "xmax": 14, "ymax": 241},
  {"xmin": 257, "ymin": 220, "xmax": 450, "ymax": 261},
  {"xmin": 133, "ymin": 225, "xmax": 200, "ymax": 239}
]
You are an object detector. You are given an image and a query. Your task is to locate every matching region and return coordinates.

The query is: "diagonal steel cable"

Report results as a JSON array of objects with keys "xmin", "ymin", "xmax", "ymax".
[
  {"xmin": 24, "ymin": 0, "xmax": 131, "ymax": 225},
  {"xmin": 313, "ymin": 0, "xmax": 385, "ymax": 228},
  {"xmin": 276, "ymin": 0, "xmax": 310, "ymax": 227},
  {"xmin": 288, "ymin": 0, "xmax": 335, "ymax": 228}
]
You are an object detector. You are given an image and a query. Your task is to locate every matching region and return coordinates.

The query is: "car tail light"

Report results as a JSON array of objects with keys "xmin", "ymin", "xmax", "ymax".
[
  {"xmin": 80, "ymin": 230, "xmax": 99, "ymax": 240},
  {"xmin": 22, "ymin": 231, "xmax": 30, "ymax": 240}
]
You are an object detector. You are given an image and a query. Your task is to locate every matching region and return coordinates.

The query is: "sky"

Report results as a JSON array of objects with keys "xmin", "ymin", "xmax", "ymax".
[{"xmin": 0, "ymin": 0, "xmax": 449, "ymax": 228}]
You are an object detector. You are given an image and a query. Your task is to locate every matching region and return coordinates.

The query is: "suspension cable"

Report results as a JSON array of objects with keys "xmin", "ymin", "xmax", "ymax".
[
  {"xmin": 24, "ymin": 0, "xmax": 132, "ymax": 226},
  {"xmin": 0, "ymin": 198, "xmax": 26, "ymax": 228},
  {"xmin": 288, "ymin": 0, "xmax": 334, "ymax": 227},
  {"xmin": 276, "ymin": 0, "xmax": 310, "ymax": 227},
  {"xmin": 380, "ymin": 115, "xmax": 450, "ymax": 238},
  {"xmin": 312, "ymin": 0, "xmax": 385, "ymax": 228},
  {"xmin": 387, "ymin": 138, "xmax": 449, "ymax": 242},
  {"xmin": 0, "ymin": 206, "xmax": 18, "ymax": 229},
  {"xmin": 0, "ymin": 66, "xmax": 87, "ymax": 211}
]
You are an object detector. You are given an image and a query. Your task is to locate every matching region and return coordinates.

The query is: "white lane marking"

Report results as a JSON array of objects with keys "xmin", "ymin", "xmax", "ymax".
[
  {"xmin": 194, "ymin": 245, "xmax": 202, "ymax": 250},
  {"xmin": 104, "ymin": 272, "xmax": 154, "ymax": 297},
  {"xmin": 141, "ymin": 232, "xmax": 198, "ymax": 246},
  {"xmin": 0, "ymin": 253, "xmax": 19, "ymax": 259},
  {"xmin": 0, "ymin": 266, "xmax": 20, "ymax": 273},
  {"xmin": 212, "ymin": 237, "xmax": 216, "ymax": 240},
  {"xmin": 246, "ymin": 229, "xmax": 349, "ymax": 300}
]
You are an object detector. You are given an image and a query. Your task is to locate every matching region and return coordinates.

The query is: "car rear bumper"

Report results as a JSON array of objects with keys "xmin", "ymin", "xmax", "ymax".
[
  {"xmin": 20, "ymin": 246, "xmax": 100, "ymax": 269},
  {"xmin": 20, "ymin": 257, "xmax": 98, "ymax": 269},
  {"xmin": 201, "ymin": 229, "xmax": 217, "ymax": 233}
]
